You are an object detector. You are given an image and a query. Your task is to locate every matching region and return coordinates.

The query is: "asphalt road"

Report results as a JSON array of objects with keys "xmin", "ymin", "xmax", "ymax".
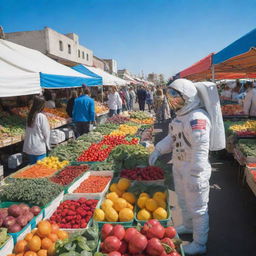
[{"xmin": 154, "ymin": 121, "xmax": 256, "ymax": 256}]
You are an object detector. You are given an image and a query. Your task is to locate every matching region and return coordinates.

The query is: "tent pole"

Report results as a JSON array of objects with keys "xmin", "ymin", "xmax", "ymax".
[
  {"xmin": 211, "ymin": 65, "xmax": 215, "ymax": 82},
  {"xmin": 101, "ymin": 86, "xmax": 103, "ymax": 103}
]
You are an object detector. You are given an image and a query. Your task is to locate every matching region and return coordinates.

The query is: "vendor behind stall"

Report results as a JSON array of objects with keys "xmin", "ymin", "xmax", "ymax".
[
  {"xmin": 23, "ymin": 96, "xmax": 51, "ymax": 164},
  {"xmin": 72, "ymin": 86, "xmax": 95, "ymax": 136},
  {"xmin": 44, "ymin": 90, "xmax": 56, "ymax": 108}
]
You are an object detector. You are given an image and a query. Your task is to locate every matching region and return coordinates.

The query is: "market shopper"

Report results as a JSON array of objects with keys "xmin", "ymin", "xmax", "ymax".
[
  {"xmin": 243, "ymin": 83, "xmax": 256, "ymax": 116},
  {"xmin": 129, "ymin": 87, "xmax": 136, "ymax": 110},
  {"xmin": 23, "ymin": 96, "xmax": 51, "ymax": 164},
  {"xmin": 66, "ymin": 90, "xmax": 77, "ymax": 118},
  {"xmin": 44, "ymin": 90, "xmax": 56, "ymax": 108},
  {"xmin": 154, "ymin": 89, "xmax": 171, "ymax": 123},
  {"xmin": 137, "ymin": 85, "xmax": 147, "ymax": 111},
  {"xmin": 72, "ymin": 86, "xmax": 95, "ymax": 136},
  {"xmin": 146, "ymin": 87, "xmax": 154, "ymax": 112},
  {"xmin": 149, "ymin": 79, "xmax": 225, "ymax": 255},
  {"xmin": 107, "ymin": 86, "xmax": 122, "ymax": 116}
]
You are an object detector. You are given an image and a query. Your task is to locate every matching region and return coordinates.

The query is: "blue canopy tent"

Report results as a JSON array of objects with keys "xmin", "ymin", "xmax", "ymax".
[
  {"xmin": 213, "ymin": 28, "xmax": 256, "ymax": 74},
  {"xmin": 72, "ymin": 64, "xmax": 127, "ymax": 86}
]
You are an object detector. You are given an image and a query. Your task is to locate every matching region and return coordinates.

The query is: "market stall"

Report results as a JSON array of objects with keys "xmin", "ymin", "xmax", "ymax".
[{"xmin": 0, "ymin": 111, "xmax": 184, "ymax": 256}]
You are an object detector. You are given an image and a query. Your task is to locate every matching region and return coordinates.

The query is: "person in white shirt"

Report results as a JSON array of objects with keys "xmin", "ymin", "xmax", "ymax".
[
  {"xmin": 129, "ymin": 87, "xmax": 136, "ymax": 110},
  {"xmin": 243, "ymin": 82, "xmax": 256, "ymax": 117},
  {"xmin": 220, "ymin": 85, "xmax": 232, "ymax": 99},
  {"xmin": 44, "ymin": 90, "xmax": 56, "ymax": 108},
  {"xmin": 231, "ymin": 86, "xmax": 240, "ymax": 102},
  {"xmin": 23, "ymin": 96, "xmax": 51, "ymax": 164},
  {"xmin": 107, "ymin": 86, "xmax": 122, "ymax": 117}
]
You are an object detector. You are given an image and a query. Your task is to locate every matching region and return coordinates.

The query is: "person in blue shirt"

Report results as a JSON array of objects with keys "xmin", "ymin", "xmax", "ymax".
[{"xmin": 72, "ymin": 86, "xmax": 95, "ymax": 136}]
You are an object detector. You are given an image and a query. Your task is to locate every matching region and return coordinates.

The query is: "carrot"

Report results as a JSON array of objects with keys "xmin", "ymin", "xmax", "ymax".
[
  {"xmin": 74, "ymin": 175, "xmax": 111, "ymax": 193},
  {"xmin": 13, "ymin": 164, "xmax": 57, "ymax": 178}
]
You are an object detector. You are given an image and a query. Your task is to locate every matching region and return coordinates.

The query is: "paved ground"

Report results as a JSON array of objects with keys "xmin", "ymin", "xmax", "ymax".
[{"xmin": 154, "ymin": 121, "xmax": 256, "ymax": 256}]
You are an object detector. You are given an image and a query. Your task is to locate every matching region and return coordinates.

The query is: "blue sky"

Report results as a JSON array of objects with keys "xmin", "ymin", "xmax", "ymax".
[{"xmin": 0, "ymin": 0, "xmax": 255, "ymax": 79}]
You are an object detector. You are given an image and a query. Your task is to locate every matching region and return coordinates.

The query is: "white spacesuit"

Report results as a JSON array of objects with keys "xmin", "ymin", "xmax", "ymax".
[{"xmin": 149, "ymin": 79, "xmax": 225, "ymax": 255}]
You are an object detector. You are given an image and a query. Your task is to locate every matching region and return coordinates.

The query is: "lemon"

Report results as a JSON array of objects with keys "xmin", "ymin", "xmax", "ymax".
[
  {"xmin": 145, "ymin": 199, "xmax": 158, "ymax": 212},
  {"xmin": 106, "ymin": 192, "xmax": 119, "ymax": 203},
  {"xmin": 157, "ymin": 200, "xmax": 167, "ymax": 209},
  {"xmin": 137, "ymin": 196, "xmax": 148, "ymax": 209},
  {"xmin": 153, "ymin": 207, "xmax": 168, "ymax": 220},
  {"xmin": 126, "ymin": 203, "xmax": 134, "ymax": 210},
  {"xmin": 137, "ymin": 209, "xmax": 151, "ymax": 220},
  {"xmin": 139, "ymin": 193, "xmax": 150, "ymax": 198},
  {"xmin": 93, "ymin": 208, "xmax": 105, "ymax": 221},
  {"xmin": 122, "ymin": 192, "xmax": 136, "ymax": 204},
  {"xmin": 114, "ymin": 198, "xmax": 128, "ymax": 212},
  {"xmin": 153, "ymin": 192, "xmax": 166, "ymax": 201},
  {"xmin": 119, "ymin": 208, "xmax": 134, "ymax": 222},
  {"xmin": 109, "ymin": 184, "xmax": 124, "ymax": 196},
  {"xmin": 117, "ymin": 178, "xmax": 131, "ymax": 191},
  {"xmin": 105, "ymin": 207, "xmax": 119, "ymax": 222},
  {"xmin": 101, "ymin": 199, "xmax": 114, "ymax": 211}
]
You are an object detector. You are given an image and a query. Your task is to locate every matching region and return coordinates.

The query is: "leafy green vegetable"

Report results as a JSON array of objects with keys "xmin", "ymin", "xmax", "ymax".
[
  {"xmin": 77, "ymin": 132, "xmax": 103, "ymax": 143},
  {"xmin": 0, "ymin": 228, "xmax": 8, "ymax": 247},
  {"xmin": 0, "ymin": 178, "xmax": 63, "ymax": 206}
]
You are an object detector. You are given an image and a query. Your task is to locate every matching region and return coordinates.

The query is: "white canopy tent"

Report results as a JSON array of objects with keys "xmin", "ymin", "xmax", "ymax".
[
  {"xmin": 72, "ymin": 65, "xmax": 128, "ymax": 86},
  {"xmin": 0, "ymin": 39, "xmax": 100, "ymax": 97}
]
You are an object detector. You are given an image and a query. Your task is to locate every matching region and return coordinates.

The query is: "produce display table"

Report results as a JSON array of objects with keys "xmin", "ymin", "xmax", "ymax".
[{"xmin": 96, "ymin": 111, "xmax": 109, "ymax": 124}]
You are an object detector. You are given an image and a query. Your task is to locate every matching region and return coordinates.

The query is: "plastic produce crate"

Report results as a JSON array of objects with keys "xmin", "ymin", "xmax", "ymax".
[
  {"xmin": 46, "ymin": 193, "xmax": 101, "ymax": 234},
  {"xmin": 0, "ymin": 236, "xmax": 14, "ymax": 255},
  {"xmin": 67, "ymin": 171, "xmax": 113, "ymax": 197},
  {"xmin": 43, "ymin": 191, "xmax": 64, "ymax": 219},
  {"xmin": 0, "ymin": 201, "xmax": 43, "ymax": 243}
]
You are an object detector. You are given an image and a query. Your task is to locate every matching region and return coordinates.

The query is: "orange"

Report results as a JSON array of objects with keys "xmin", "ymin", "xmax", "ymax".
[
  {"xmin": 16, "ymin": 253, "xmax": 24, "ymax": 256},
  {"xmin": 25, "ymin": 233, "xmax": 34, "ymax": 242},
  {"xmin": 50, "ymin": 223, "xmax": 59, "ymax": 234},
  {"xmin": 56, "ymin": 230, "xmax": 68, "ymax": 240},
  {"xmin": 37, "ymin": 249, "xmax": 48, "ymax": 256},
  {"xmin": 31, "ymin": 229, "xmax": 37, "ymax": 235},
  {"xmin": 47, "ymin": 233, "xmax": 58, "ymax": 242},
  {"xmin": 15, "ymin": 240, "xmax": 28, "ymax": 254},
  {"xmin": 47, "ymin": 244, "xmax": 56, "ymax": 256},
  {"xmin": 41, "ymin": 237, "xmax": 53, "ymax": 250},
  {"xmin": 7, "ymin": 254, "xmax": 16, "ymax": 256},
  {"xmin": 28, "ymin": 235, "xmax": 41, "ymax": 252},
  {"xmin": 24, "ymin": 252, "xmax": 37, "ymax": 256},
  {"xmin": 37, "ymin": 220, "xmax": 52, "ymax": 236}
]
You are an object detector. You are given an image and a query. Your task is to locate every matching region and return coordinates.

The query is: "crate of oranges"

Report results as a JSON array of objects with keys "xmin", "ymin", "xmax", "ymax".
[{"xmin": 8, "ymin": 220, "xmax": 68, "ymax": 256}]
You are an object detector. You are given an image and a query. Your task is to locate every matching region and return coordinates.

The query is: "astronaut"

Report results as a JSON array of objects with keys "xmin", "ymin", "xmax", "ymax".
[{"xmin": 149, "ymin": 79, "xmax": 225, "ymax": 255}]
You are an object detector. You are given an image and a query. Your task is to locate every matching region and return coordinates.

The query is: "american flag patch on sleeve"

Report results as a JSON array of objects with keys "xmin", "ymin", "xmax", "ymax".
[{"xmin": 190, "ymin": 119, "xmax": 206, "ymax": 130}]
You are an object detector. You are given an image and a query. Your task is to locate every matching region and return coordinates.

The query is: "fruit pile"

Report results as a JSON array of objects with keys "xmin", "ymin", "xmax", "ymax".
[
  {"xmin": 129, "ymin": 111, "xmax": 151, "ymax": 120},
  {"xmin": 93, "ymin": 178, "xmax": 136, "ymax": 222},
  {"xmin": 99, "ymin": 220, "xmax": 181, "ymax": 256},
  {"xmin": 221, "ymin": 104, "xmax": 244, "ymax": 116},
  {"xmin": 49, "ymin": 165, "xmax": 89, "ymax": 186},
  {"xmin": 130, "ymin": 117, "xmax": 155, "ymax": 125},
  {"xmin": 137, "ymin": 192, "xmax": 168, "ymax": 221},
  {"xmin": 101, "ymin": 135, "xmax": 139, "ymax": 147},
  {"xmin": 37, "ymin": 157, "xmax": 69, "ymax": 170},
  {"xmin": 74, "ymin": 175, "xmax": 112, "ymax": 193},
  {"xmin": 120, "ymin": 166, "xmax": 164, "ymax": 181},
  {"xmin": 0, "ymin": 203, "xmax": 41, "ymax": 233},
  {"xmin": 9, "ymin": 220, "xmax": 68, "ymax": 256},
  {"xmin": 229, "ymin": 120, "xmax": 256, "ymax": 135},
  {"xmin": 110, "ymin": 124, "xmax": 138, "ymax": 136},
  {"xmin": 251, "ymin": 170, "xmax": 256, "ymax": 182},
  {"xmin": 44, "ymin": 108, "xmax": 69, "ymax": 119},
  {"xmin": 50, "ymin": 198, "xmax": 98, "ymax": 229},
  {"xmin": 95, "ymin": 101, "xmax": 109, "ymax": 115}
]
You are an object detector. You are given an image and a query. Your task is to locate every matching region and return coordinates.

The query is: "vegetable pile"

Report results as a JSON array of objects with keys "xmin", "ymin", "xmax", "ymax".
[
  {"xmin": 221, "ymin": 104, "xmax": 244, "ymax": 116},
  {"xmin": 0, "ymin": 203, "xmax": 41, "ymax": 233},
  {"xmin": 0, "ymin": 228, "xmax": 8, "ymax": 247},
  {"xmin": 12, "ymin": 165, "xmax": 57, "ymax": 179},
  {"xmin": 50, "ymin": 198, "xmax": 98, "ymax": 229},
  {"xmin": 94, "ymin": 123, "xmax": 119, "ymax": 135},
  {"xmin": 106, "ymin": 115, "xmax": 130, "ymax": 124},
  {"xmin": 121, "ymin": 166, "xmax": 164, "ymax": 181},
  {"xmin": 237, "ymin": 139, "xmax": 256, "ymax": 157},
  {"xmin": 98, "ymin": 220, "xmax": 181, "ymax": 256},
  {"xmin": 50, "ymin": 165, "xmax": 89, "ymax": 186},
  {"xmin": 74, "ymin": 175, "xmax": 112, "ymax": 193},
  {"xmin": 55, "ymin": 224, "xmax": 99, "ymax": 255},
  {"xmin": 129, "ymin": 111, "xmax": 151, "ymax": 120},
  {"xmin": 0, "ymin": 179, "xmax": 63, "ymax": 206},
  {"xmin": 110, "ymin": 124, "xmax": 138, "ymax": 136},
  {"xmin": 37, "ymin": 156, "xmax": 69, "ymax": 170},
  {"xmin": 109, "ymin": 144, "xmax": 150, "ymax": 169},
  {"xmin": 77, "ymin": 132, "xmax": 103, "ymax": 143}
]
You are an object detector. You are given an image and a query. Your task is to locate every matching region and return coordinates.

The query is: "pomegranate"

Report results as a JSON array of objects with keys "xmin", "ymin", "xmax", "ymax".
[
  {"xmin": 124, "ymin": 227, "xmax": 139, "ymax": 242},
  {"xmin": 146, "ymin": 238, "xmax": 164, "ymax": 256},
  {"xmin": 113, "ymin": 224, "xmax": 125, "ymax": 240},
  {"xmin": 128, "ymin": 233, "xmax": 148, "ymax": 254},
  {"xmin": 102, "ymin": 223, "xmax": 114, "ymax": 240},
  {"xmin": 103, "ymin": 236, "xmax": 121, "ymax": 252},
  {"xmin": 146, "ymin": 223, "xmax": 165, "ymax": 239},
  {"xmin": 165, "ymin": 227, "xmax": 176, "ymax": 239}
]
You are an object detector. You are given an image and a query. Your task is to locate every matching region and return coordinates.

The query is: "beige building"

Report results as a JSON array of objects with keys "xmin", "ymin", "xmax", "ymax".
[
  {"xmin": 5, "ymin": 27, "xmax": 93, "ymax": 67},
  {"xmin": 103, "ymin": 59, "xmax": 117, "ymax": 74},
  {"xmin": 93, "ymin": 56, "xmax": 105, "ymax": 70}
]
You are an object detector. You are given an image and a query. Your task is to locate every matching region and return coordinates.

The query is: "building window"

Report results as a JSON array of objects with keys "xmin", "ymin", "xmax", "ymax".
[
  {"xmin": 59, "ymin": 40, "xmax": 63, "ymax": 51},
  {"xmin": 86, "ymin": 53, "xmax": 89, "ymax": 61},
  {"xmin": 68, "ymin": 44, "xmax": 71, "ymax": 54},
  {"xmin": 82, "ymin": 52, "xmax": 85, "ymax": 59}
]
